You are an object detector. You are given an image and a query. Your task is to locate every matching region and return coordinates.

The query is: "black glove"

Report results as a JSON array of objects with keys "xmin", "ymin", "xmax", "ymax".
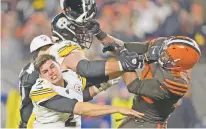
[
  {"xmin": 19, "ymin": 121, "xmax": 27, "ymax": 128},
  {"xmin": 145, "ymin": 45, "xmax": 160, "ymax": 64},
  {"xmin": 86, "ymin": 20, "xmax": 107, "ymax": 40},
  {"xmin": 102, "ymin": 42, "xmax": 122, "ymax": 53},
  {"xmin": 118, "ymin": 46, "xmax": 144, "ymax": 71}
]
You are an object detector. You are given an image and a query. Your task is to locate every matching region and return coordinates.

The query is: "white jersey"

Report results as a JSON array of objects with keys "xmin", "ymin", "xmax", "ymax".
[
  {"xmin": 30, "ymin": 69, "xmax": 86, "ymax": 128},
  {"xmin": 49, "ymin": 40, "xmax": 83, "ymax": 65}
]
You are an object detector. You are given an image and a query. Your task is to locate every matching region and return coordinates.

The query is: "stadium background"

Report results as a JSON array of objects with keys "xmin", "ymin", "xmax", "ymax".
[{"xmin": 1, "ymin": 0, "xmax": 206, "ymax": 128}]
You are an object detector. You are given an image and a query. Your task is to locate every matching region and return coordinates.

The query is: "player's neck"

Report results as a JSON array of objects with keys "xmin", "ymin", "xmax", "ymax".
[{"xmin": 55, "ymin": 79, "xmax": 64, "ymax": 87}]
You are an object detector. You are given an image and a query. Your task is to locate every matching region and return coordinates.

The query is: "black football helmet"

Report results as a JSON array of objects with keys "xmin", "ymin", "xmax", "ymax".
[
  {"xmin": 60, "ymin": 0, "xmax": 97, "ymax": 25},
  {"xmin": 51, "ymin": 13, "xmax": 94, "ymax": 49}
]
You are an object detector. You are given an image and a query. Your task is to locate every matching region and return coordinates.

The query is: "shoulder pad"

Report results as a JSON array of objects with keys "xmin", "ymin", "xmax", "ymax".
[
  {"xmin": 30, "ymin": 78, "xmax": 58, "ymax": 104},
  {"xmin": 32, "ymin": 78, "xmax": 54, "ymax": 90}
]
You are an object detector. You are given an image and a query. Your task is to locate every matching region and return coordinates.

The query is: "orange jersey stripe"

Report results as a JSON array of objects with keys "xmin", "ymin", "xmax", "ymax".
[
  {"xmin": 169, "ymin": 89, "xmax": 184, "ymax": 96},
  {"xmin": 163, "ymin": 82, "xmax": 188, "ymax": 92},
  {"xmin": 165, "ymin": 79, "xmax": 188, "ymax": 88},
  {"xmin": 141, "ymin": 96, "xmax": 154, "ymax": 104}
]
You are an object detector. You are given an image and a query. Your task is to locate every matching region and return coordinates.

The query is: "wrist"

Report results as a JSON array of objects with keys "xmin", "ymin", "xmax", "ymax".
[
  {"xmin": 93, "ymin": 87, "xmax": 101, "ymax": 94},
  {"xmin": 115, "ymin": 107, "xmax": 121, "ymax": 114},
  {"xmin": 96, "ymin": 31, "xmax": 107, "ymax": 41}
]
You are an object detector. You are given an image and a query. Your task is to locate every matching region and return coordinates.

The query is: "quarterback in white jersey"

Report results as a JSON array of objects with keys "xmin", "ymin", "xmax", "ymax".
[
  {"xmin": 30, "ymin": 70, "xmax": 84, "ymax": 128},
  {"xmin": 30, "ymin": 54, "xmax": 144, "ymax": 128}
]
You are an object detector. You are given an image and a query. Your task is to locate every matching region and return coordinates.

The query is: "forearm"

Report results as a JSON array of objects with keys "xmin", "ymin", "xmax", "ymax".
[
  {"xmin": 124, "ymin": 42, "xmax": 149, "ymax": 54},
  {"xmin": 105, "ymin": 61, "xmax": 122, "ymax": 76},
  {"xmin": 20, "ymin": 102, "xmax": 33, "ymax": 123},
  {"xmin": 100, "ymin": 35, "xmax": 124, "ymax": 46},
  {"xmin": 77, "ymin": 59, "xmax": 121, "ymax": 77},
  {"xmin": 122, "ymin": 72, "xmax": 138, "ymax": 86},
  {"xmin": 39, "ymin": 95, "xmax": 78, "ymax": 113},
  {"xmin": 74, "ymin": 102, "xmax": 118, "ymax": 117}
]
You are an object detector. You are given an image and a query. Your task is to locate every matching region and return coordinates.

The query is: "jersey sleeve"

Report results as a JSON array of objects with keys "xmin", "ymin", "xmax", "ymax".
[
  {"xmin": 30, "ymin": 78, "xmax": 58, "ymax": 105},
  {"xmin": 161, "ymin": 76, "xmax": 189, "ymax": 97},
  {"xmin": 127, "ymin": 78, "xmax": 170, "ymax": 101},
  {"xmin": 57, "ymin": 41, "xmax": 83, "ymax": 57},
  {"xmin": 50, "ymin": 41, "xmax": 84, "ymax": 65}
]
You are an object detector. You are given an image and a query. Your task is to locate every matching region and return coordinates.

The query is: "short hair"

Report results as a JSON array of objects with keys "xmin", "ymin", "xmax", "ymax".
[{"xmin": 34, "ymin": 54, "xmax": 57, "ymax": 72}]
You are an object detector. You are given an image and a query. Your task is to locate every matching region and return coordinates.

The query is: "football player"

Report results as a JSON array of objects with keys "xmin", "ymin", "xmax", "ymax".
[
  {"xmin": 19, "ymin": 35, "xmax": 143, "ymax": 128},
  {"xmin": 117, "ymin": 36, "xmax": 201, "ymax": 128},
  {"xmin": 29, "ymin": 54, "xmax": 144, "ymax": 128}
]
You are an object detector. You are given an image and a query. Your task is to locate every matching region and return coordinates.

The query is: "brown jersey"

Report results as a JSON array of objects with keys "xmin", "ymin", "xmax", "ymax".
[{"xmin": 126, "ymin": 37, "xmax": 189, "ymax": 123}]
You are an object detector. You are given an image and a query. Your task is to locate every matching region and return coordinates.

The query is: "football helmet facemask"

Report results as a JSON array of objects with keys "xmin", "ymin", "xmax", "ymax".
[{"xmin": 51, "ymin": 13, "xmax": 93, "ymax": 49}]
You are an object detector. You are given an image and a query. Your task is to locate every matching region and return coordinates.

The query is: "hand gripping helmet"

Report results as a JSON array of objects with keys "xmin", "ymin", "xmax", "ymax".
[
  {"xmin": 158, "ymin": 36, "xmax": 201, "ymax": 71},
  {"xmin": 51, "ymin": 13, "xmax": 93, "ymax": 49},
  {"xmin": 60, "ymin": 0, "xmax": 97, "ymax": 25}
]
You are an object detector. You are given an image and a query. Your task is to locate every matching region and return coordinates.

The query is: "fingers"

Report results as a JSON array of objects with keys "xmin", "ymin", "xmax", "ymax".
[
  {"xmin": 119, "ymin": 47, "xmax": 129, "ymax": 57},
  {"xmin": 131, "ymin": 110, "xmax": 144, "ymax": 118}
]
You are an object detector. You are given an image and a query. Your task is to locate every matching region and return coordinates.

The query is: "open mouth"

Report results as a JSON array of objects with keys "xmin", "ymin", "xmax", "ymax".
[{"xmin": 51, "ymin": 75, "xmax": 57, "ymax": 80}]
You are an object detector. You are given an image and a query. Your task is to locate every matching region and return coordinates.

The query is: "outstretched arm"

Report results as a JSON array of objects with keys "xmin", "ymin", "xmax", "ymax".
[
  {"xmin": 63, "ymin": 50, "xmax": 140, "ymax": 78},
  {"xmin": 39, "ymin": 95, "xmax": 144, "ymax": 117}
]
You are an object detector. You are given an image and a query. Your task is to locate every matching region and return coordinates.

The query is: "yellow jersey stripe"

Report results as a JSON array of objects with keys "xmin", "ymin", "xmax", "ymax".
[
  {"xmin": 58, "ymin": 45, "xmax": 83, "ymax": 57},
  {"xmin": 30, "ymin": 90, "xmax": 55, "ymax": 96},
  {"xmin": 31, "ymin": 88, "xmax": 52, "ymax": 94},
  {"xmin": 81, "ymin": 77, "xmax": 87, "ymax": 90},
  {"xmin": 30, "ymin": 92, "xmax": 58, "ymax": 102}
]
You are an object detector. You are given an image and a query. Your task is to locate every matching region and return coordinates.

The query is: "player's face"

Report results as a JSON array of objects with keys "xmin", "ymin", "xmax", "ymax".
[{"xmin": 39, "ymin": 60, "xmax": 63, "ymax": 85}]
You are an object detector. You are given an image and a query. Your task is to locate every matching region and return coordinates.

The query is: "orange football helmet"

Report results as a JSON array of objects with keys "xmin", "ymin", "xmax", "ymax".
[{"xmin": 158, "ymin": 36, "xmax": 201, "ymax": 71}]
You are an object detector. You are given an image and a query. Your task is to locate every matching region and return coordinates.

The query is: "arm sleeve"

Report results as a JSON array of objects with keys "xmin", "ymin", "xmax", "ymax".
[
  {"xmin": 83, "ymin": 87, "xmax": 93, "ymax": 102},
  {"xmin": 20, "ymin": 86, "xmax": 33, "ymax": 123},
  {"xmin": 39, "ymin": 95, "xmax": 78, "ymax": 113},
  {"xmin": 127, "ymin": 78, "xmax": 169, "ymax": 100},
  {"xmin": 19, "ymin": 63, "xmax": 39, "ymax": 123},
  {"xmin": 76, "ymin": 59, "xmax": 106, "ymax": 78},
  {"xmin": 124, "ymin": 42, "xmax": 149, "ymax": 54}
]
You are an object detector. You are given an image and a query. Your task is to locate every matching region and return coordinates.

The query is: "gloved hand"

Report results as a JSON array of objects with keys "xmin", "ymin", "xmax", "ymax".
[
  {"xmin": 102, "ymin": 42, "xmax": 122, "ymax": 53},
  {"xmin": 118, "ymin": 46, "xmax": 145, "ymax": 71},
  {"xmin": 19, "ymin": 121, "xmax": 27, "ymax": 128},
  {"xmin": 86, "ymin": 20, "xmax": 107, "ymax": 40},
  {"xmin": 145, "ymin": 45, "xmax": 160, "ymax": 63}
]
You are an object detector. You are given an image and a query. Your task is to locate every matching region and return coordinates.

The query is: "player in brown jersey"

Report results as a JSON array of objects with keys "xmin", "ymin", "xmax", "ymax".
[{"xmin": 116, "ymin": 36, "xmax": 201, "ymax": 128}]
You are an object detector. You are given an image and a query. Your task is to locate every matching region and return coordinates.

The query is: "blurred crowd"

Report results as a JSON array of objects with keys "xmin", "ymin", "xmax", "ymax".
[{"xmin": 1, "ymin": 0, "xmax": 206, "ymax": 128}]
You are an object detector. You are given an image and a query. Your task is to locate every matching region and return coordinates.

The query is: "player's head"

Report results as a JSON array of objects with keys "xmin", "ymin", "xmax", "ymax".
[
  {"xmin": 51, "ymin": 13, "xmax": 93, "ymax": 49},
  {"xmin": 34, "ymin": 54, "xmax": 63, "ymax": 85},
  {"xmin": 60, "ymin": 0, "xmax": 97, "ymax": 25},
  {"xmin": 30, "ymin": 35, "xmax": 54, "ymax": 60},
  {"xmin": 158, "ymin": 36, "xmax": 201, "ymax": 71}
]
